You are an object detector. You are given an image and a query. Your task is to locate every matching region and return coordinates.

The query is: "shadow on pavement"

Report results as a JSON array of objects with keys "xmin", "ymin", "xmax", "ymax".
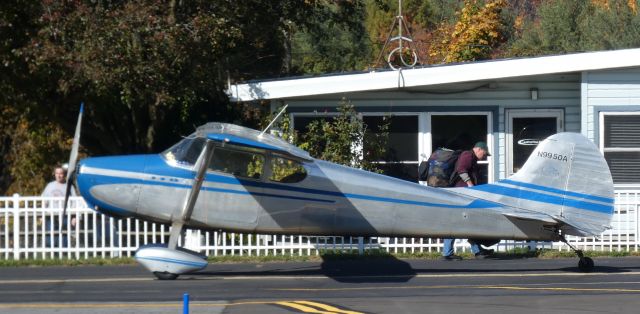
[
  {"xmin": 192, "ymin": 255, "xmax": 416, "ymax": 283},
  {"xmin": 318, "ymin": 255, "xmax": 416, "ymax": 283},
  {"xmin": 190, "ymin": 256, "xmax": 640, "ymax": 280}
]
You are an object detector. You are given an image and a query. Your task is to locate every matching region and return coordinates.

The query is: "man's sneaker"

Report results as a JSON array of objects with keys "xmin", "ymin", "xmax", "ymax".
[{"xmin": 442, "ymin": 254, "xmax": 463, "ymax": 261}]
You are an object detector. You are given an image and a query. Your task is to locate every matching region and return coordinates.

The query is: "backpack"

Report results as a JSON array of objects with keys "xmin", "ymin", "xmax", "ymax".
[{"xmin": 421, "ymin": 148, "xmax": 462, "ymax": 187}]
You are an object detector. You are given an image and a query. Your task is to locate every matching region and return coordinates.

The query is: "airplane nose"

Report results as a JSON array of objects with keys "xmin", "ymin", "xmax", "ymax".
[{"xmin": 76, "ymin": 155, "xmax": 149, "ymax": 217}]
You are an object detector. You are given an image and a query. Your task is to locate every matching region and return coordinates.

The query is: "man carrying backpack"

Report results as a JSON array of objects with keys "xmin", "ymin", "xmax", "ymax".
[
  {"xmin": 451, "ymin": 141, "xmax": 489, "ymax": 187},
  {"xmin": 440, "ymin": 141, "xmax": 496, "ymax": 260}
]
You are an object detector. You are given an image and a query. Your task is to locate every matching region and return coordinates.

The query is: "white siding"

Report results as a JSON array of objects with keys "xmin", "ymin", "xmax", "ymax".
[{"xmin": 284, "ymin": 74, "xmax": 581, "ymax": 181}]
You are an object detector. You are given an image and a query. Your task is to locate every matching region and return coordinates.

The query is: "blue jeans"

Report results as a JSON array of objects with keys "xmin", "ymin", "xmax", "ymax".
[
  {"xmin": 442, "ymin": 238, "xmax": 481, "ymax": 256},
  {"xmin": 45, "ymin": 217, "xmax": 68, "ymax": 248}
]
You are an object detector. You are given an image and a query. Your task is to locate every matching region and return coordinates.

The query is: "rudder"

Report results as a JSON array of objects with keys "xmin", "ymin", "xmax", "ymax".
[{"xmin": 510, "ymin": 133, "xmax": 614, "ymax": 235}]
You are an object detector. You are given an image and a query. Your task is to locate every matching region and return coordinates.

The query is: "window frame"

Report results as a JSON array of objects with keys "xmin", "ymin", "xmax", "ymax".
[
  {"xmin": 267, "ymin": 153, "xmax": 308, "ymax": 184},
  {"xmin": 425, "ymin": 111, "xmax": 494, "ymax": 184},
  {"xmin": 599, "ymin": 111, "xmax": 640, "ymax": 187},
  {"xmin": 505, "ymin": 109, "xmax": 564, "ymax": 177},
  {"xmin": 161, "ymin": 136, "xmax": 207, "ymax": 170},
  {"xmin": 361, "ymin": 112, "xmax": 420, "ymax": 182},
  {"xmin": 291, "ymin": 112, "xmax": 420, "ymax": 182},
  {"xmin": 206, "ymin": 144, "xmax": 266, "ymax": 181}
]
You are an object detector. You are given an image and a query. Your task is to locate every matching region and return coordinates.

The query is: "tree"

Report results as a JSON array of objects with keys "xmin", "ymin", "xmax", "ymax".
[
  {"xmin": 578, "ymin": 0, "xmax": 640, "ymax": 51},
  {"xmin": 430, "ymin": 0, "xmax": 509, "ymax": 63},
  {"xmin": 284, "ymin": 99, "xmax": 390, "ymax": 173},
  {"xmin": 290, "ymin": 1, "xmax": 371, "ymax": 74},
  {"xmin": 1, "ymin": 0, "xmax": 364, "ymax": 195},
  {"xmin": 507, "ymin": 0, "xmax": 640, "ymax": 57},
  {"xmin": 0, "ymin": 0, "xmax": 67, "ymax": 194},
  {"xmin": 507, "ymin": 0, "xmax": 586, "ymax": 56},
  {"xmin": 365, "ymin": 0, "xmax": 462, "ymax": 67},
  {"xmin": 263, "ymin": 99, "xmax": 390, "ymax": 173}
]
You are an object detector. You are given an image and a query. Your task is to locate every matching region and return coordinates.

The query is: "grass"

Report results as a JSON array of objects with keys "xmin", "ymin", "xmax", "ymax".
[
  {"xmin": 0, "ymin": 257, "xmax": 137, "ymax": 267},
  {"xmin": 1, "ymin": 248, "xmax": 640, "ymax": 267}
]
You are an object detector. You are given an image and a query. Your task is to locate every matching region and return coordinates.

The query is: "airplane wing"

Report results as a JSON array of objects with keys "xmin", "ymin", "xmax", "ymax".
[
  {"xmin": 199, "ymin": 122, "xmax": 312, "ymax": 161},
  {"xmin": 207, "ymin": 133, "xmax": 281, "ymax": 151},
  {"xmin": 207, "ymin": 133, "xmax": 312, "ymax": 161}
]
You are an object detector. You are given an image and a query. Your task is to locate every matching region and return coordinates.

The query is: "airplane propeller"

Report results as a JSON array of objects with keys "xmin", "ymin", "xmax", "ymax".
[{"xmin": 62, "ymin": 103, "xmax": 84, "ymax": 226}]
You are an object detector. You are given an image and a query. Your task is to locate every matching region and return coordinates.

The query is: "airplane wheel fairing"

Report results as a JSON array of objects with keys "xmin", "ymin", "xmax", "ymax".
[
  {"xmin": 153, "ymin": 271, "xmax": 179, "ymax": 280},
  {"xmin": 135, "ymin": 244, "xmax": 207, "ymax": 277},
  {"xmin": 578, "ymin": 257, "xmax": 594, "ymax": 272}
]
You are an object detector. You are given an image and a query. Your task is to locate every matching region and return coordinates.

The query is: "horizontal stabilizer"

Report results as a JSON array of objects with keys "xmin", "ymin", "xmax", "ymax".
[
  {"xmin": 500, "ymin": 209, "xmax": 558, "ymax": 224},
  {"xmin": 553, "ymin": 216, "xmax": 611, "ymax": 237}
]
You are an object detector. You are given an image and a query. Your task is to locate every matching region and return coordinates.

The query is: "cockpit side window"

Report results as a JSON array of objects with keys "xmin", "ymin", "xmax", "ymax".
[
  {"xmin": 208, "ymin": 147, "xmax": 264, "ymax": 179},
  {"xmin": 162, "ymin": 137, "xmax": 206, "ymax": 167},
  {"xmin": 270, "ymin": 156, "xmax": 307, "ymax": 183}
]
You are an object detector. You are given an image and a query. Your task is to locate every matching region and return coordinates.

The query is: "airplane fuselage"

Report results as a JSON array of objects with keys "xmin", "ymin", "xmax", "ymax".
[{"xmin": 77, "ymin": 153, "xmax": 557, "ymax": 241}]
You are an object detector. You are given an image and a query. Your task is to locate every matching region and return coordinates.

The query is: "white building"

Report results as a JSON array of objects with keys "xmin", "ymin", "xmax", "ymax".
[{"xmin": 230, "ymin": 48, "xmax": 640, "ymax": 190}]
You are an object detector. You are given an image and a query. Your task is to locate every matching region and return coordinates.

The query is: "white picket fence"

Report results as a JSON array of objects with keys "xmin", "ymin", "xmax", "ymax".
[{"xmin": 1, "ymin": 191, "xmax": 639, "ymax": 260}]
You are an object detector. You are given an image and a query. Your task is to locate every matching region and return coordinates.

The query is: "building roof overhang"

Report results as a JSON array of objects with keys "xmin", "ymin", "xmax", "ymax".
[{"xmin": 228, "ymin": 48, "xmax": 640, "ymax": 102}]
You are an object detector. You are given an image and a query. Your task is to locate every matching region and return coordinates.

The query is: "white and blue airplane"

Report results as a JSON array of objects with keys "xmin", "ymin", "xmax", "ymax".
[{"xmin": 63, "ymin": 106, "xmax": 614, "ymax": 279}]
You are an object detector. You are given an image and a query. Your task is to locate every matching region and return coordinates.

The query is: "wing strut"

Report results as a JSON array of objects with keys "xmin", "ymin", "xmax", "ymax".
[{"xmin": 168, "ymin": 140, "xmax": 215, "ymax": 250}]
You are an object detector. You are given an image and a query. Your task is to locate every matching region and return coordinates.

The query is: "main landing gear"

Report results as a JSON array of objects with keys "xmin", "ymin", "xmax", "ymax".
[
  {"xmin": 560, "ymin": 235, "xmax": 594, "ymax": 272},
  {"xmin": 135, "ymin": 140, "xmax": 216, "ymax": 280}
]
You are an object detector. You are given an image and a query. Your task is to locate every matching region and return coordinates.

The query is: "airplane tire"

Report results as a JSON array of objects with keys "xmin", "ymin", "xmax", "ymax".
[
  {"xmin": 578, "ymin": 257, "xmax": 594, "ymax": 272},
  {"xmin": 153, "ymin": 271, "xmax": 179, "ymax": 280}
]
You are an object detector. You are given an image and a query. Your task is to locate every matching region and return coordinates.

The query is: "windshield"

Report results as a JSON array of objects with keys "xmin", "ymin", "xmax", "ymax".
[{"xmin": 162, "ymin": 137, "xmax": 206, "ymax": 167}]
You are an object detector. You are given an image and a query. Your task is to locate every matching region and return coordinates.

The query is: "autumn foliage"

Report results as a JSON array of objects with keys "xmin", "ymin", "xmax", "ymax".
[
  {"xmin": 430, "ymin": 0, "xmax": 507, "ymax": 63},
  {"xmin": 2, "ymin": 0, "xmax": 640, "ymax": 195}
]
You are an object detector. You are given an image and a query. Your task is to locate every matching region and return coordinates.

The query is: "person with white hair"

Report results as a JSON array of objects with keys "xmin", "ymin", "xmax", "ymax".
[{"xmin": 41, "ymin": 164, "xmax": 76, "ymax": 247}]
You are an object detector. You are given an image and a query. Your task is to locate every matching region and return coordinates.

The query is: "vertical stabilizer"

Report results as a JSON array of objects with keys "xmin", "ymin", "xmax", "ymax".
[{"xmin": 459, "ymin": 133, "xmax": 614, "ymax": 236}]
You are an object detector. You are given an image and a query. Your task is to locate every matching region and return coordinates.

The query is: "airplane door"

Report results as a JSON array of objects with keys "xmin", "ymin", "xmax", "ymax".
[
  {"xmin": 200, "ymin": 146, "xmax": 261, "ymax": 228},
  {"xmin": 507, "ymin": 109, "xmax": 564, "ymax": 176}
]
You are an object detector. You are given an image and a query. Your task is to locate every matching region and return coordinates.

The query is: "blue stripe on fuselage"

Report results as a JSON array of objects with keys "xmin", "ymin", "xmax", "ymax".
[
  {"xmin": 81, "ymin": 171, "xmax": 490, "ymax": 209},
  {"xmin": 469, "ymin": 183, "xmax": 613, "ymax": 214},
  {"xmin": 81, "ymin": 173, "xmax": 335, "ymax": 204},
  {"xmin": 500, "ymin": 179, "xmax": 614, "ymax": 204}
]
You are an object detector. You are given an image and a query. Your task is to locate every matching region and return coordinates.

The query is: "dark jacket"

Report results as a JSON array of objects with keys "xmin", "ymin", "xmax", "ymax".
[{"xmin": 453, "ymin": 150, "xmax": 479, "ymax": 187}]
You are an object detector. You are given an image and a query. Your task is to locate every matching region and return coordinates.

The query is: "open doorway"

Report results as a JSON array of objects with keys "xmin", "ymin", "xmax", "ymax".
[{"xmin": 427, "ymin": 112, "xmax": 493, "ymax": 184}]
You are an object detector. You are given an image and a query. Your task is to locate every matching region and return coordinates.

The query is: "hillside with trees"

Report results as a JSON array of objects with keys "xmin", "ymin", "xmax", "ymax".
[{"xmin": 1, "ymin": 0, "xmax": 639, "ymax": 195}]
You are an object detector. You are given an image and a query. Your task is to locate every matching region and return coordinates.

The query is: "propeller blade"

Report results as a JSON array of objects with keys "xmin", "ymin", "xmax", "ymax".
[
  {"xmin": 62, "ymin": 170, "xmax": 76, "ymax": 225},
  {"xmin": 62, "ymin": 103, "xmax": 84, "ymax": 219}
]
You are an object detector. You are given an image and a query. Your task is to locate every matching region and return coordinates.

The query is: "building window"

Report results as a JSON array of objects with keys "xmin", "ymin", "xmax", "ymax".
[
  {"xmin": 601, "ymin": 112, "xmax": 640, "ymax": 185},
  {"xmin": 363, "ymin": 115, "xmax": 419, "ymax": 182},
  {"xmin": 292, "ymin": 113, "xmax": 419, "ymax": 182}
]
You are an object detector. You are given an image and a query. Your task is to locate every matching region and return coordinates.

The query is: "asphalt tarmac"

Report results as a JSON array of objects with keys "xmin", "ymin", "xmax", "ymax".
[{"xmin": 2, "ymin": 256, "xmax": 640, "ymax": 313}]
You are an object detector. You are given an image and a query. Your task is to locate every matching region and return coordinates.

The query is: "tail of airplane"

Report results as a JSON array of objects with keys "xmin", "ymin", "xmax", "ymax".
[{"xmin": 465, "ymin": 133, "xmax": 615, "ymax": 236}]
